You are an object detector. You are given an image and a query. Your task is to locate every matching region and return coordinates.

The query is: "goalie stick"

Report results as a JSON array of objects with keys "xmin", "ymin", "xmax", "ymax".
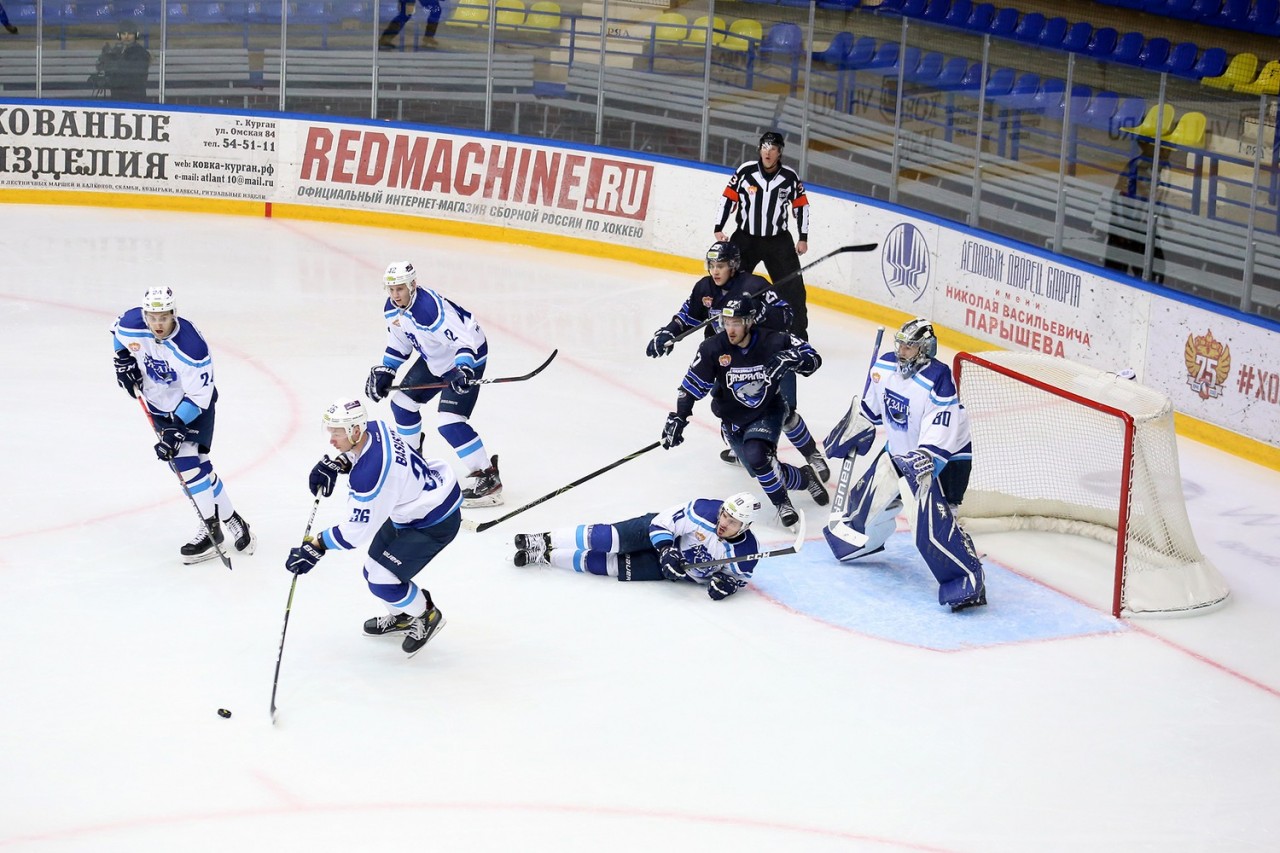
[
  {"xmin": 672, "ymin": 243, "xmax": 879, "ymax": 342},
  {"xmin": 462, "ymin": 442, "xmax": 662, "ymax": 533},
  {"xmin": 271, "ymin": 496, "xmax": 321, "ymax": 726},
  {"xmin": 687, "ymin": 509, "xmax": 807, "ymax": 571},
  {"xmin": 137, "ymin": 396, "xmax": 233, "ymax": 571},
  {"xmin": 390, "ymin": 349, "xmax": 558, "ymax": 392},
  {"xmin": 827, "ymin": 327, "xmax": 885, "ymax": 546}
]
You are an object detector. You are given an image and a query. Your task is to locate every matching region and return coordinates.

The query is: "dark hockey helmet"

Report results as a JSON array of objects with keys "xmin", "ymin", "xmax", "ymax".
[
  {"xmin": 894, "ymin": 318, "xmax": 938, "ymax": 377},
  {"xmin": 704, "ymin": 240, "xmax": 741, "ymax": 274},
  {"xmin": 759, "ymin": 131, "xmax": 786, "ymax": 150},
  {"xmin": 720, "ymin": 295, "xmax": 758, "ymax": 326},
  {"xmin": 116, "ymin": 21, "xmax": 140, "ymax": 38}
]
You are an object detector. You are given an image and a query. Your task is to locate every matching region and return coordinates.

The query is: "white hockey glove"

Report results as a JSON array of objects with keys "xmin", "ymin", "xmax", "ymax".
[
  {"xmin": 824, "ymin": 405, "xmax": 877, "ymax": 460},
  {"xmin": 892, "ymin": 450, "xmax": 935, "ymax": 494}
]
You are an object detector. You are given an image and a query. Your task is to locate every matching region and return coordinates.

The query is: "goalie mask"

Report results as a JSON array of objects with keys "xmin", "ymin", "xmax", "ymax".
[
  {"xmin": 894, "ymin": 318, "xmax": 938, "ymax": 378},
  {"xmin": 322, "ymin": 398, "xmax": 368, "ymax": 443}
]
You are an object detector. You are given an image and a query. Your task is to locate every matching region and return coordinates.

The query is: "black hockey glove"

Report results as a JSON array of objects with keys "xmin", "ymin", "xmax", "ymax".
[
  {"xmin": 114, "ymin": 349, "xmax": 142, "ymax": 398},
  {"xmin": 442, "ymin": 363, "xmax": 477, "ymax": 395},
  {"xmin": 309, "ymin": 454, "xmax": 351, "ymax": 498},
  {"xmin": 645, "ymin": 328, "xmax": 675, "ymax": 358},
  {"xmin": 661, "ymin": 412, "xmax": 687, "ymax": 449},
  {"xmin": 365, "ymin": 365, "xmax": 395, "ymax": 402},
  {"xmin": 707, "ymin": 571, "xmax": 740, "ymax": 601},
  {"xmin": 286, "ymin": 538, "xmax": 326, "ymax": 574},
  {"xmin": 764, "ymin": 348, "xmax": 803, "ymax": 385},
  {"xmin": 658, "ymin": 544, "xmax": 687, "ymax": 581},
  {"xmin": 153, "ymin": 425, "xmax": 186, "ymax": 461}
]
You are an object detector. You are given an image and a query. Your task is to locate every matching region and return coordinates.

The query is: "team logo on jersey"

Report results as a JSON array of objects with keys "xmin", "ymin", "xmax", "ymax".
[
  {"xmin": 128, "ymin": 343, "xmax": 141, "ymax": 352},
  {"xmin": 727, "ymin": 368, "xmax": 769, "ymax": 408},
  {"xmin": 143, "ymin": 353, "xmax": 175, "ymax": 384},
  {"xmin": 882, "ymin": 223, "xmax": 931, "ymax": 303},
  {"xmin": 883, "ymin": 389, "xmax": 910, "ymax": 429},
  {"xmin": 702, "ymin": 296, "xmax": 713, "ymax": 308},
  {"xmin": 1184, "ymin": 329, "xmax": 1231, "ymax": 400},
  {"xmin": 719, "ymin": 354, "xmax": 732, "ymax": 367}
]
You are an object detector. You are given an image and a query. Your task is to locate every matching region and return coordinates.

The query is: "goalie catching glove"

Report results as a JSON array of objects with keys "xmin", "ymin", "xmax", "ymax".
[
  {"xmin": 893, "ymin": 449, "xmax": 935, "ymax": 494},
  {"xmin": 286, "ymin": 537, "xmax": 326, "ymax": 575},
  {"xmin": 114, "ymin": 349, "xmax": 142, "ymax": 398},
  {"xmin": 309, "ymin": 454, "xmax": 352, "ymax": 498}
]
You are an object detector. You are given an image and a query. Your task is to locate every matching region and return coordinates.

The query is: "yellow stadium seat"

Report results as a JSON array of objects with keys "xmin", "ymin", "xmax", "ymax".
[
  {"xmin": 1234, "ymin": 60, "xmax": 1280, "ymax": 95},
  {"xmin": 451, "ymin": 0, "xmax": 488, "ymax": 28},
  {"xmin": 1201, "ymin": 52, "xmax": 1256, "ymax": 90},
  {"xmin": 1119, "ymin": 104, "xmax": 1175, "ymax": 139},
  {"xmin": 495, "ymin": 0, "xmax": 525, "ymax": 29},
  {"xmin": 721, "ymin": 18, "xmax": 762, "ymax": 53},
  {"xmin": 684, "ymin": 15, "xmax": 726, "ymax": 47},
  {"xmin": 1164, "ymin": 111, "xmax": 1206, "ymax": 148},
  {"xmin": 524, "ymin": 0, "xmax": 561, "ymax": 31},
  {"xmin": 653, "ymin": 11, "xmax": 688, "ymax": 43}
]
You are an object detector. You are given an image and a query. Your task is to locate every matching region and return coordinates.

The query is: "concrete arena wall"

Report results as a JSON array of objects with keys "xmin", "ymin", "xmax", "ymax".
[{"xmin": 1, "ymin": 100, "xmax": 1276, "ymax": 470}]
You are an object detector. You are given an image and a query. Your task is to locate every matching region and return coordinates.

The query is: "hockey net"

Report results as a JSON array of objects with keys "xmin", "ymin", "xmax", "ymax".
[{"xmin": 953, "ymin": 351, "xmax": 1228, "ymax": 617}]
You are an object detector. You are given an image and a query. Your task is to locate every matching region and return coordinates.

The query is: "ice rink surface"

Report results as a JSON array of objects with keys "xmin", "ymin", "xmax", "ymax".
[{"xmin": 2, "ymin": 205, "xmax": 1278, "ymax": 852}]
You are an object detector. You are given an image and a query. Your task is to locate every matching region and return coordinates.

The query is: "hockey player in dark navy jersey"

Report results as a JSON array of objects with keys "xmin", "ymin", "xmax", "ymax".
[
  {"xmin": 646, "ymin": 240, "xmax": 831, "ymax": 481},
  {"xmin": 660, "ymin": 296, "xmax": 829, "ymax": 528}
]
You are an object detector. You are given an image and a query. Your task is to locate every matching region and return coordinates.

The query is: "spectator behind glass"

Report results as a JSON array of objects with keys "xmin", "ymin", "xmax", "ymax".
[
  {"xmin": 1, "ymin": 1, "xmax": 19, "ymax": 35},
  {"xmin": 93, "ymin": 23, "xmax": 151, "ymax": 102}
]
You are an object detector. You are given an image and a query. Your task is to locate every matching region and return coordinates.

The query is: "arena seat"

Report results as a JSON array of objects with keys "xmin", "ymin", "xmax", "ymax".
[
  {"xmin": 1011, "ymin": 11, "xmax": 1044, "ymax": 42},
  {"xmin": 1160, "ymin": 42, "xmax": 1198, "ymax": 76},
  {"xmin": 1119, "ymin": 103, "xmax": 1175, "ymax": 139},
  {"xmin": 1164, "ymin": 111, "xmax": 1206, "ymax": 148},
  {"xmin": 1111, "ymin": 32, "xmax": 1145, "ymax": 64},
  {"xmin": 1085, "ymin": 27, "xmax": 1117, "ymax": 57},
  {"xmin": 1201, "ymin": 52, "xmax": 1256, "ymax": 89},
  {"xmin": 813, "ymin": 31, "xmax": 855, "ymax": 65},
  {"xmin": 963, "ymin": 2, "xmax": 994, "ymax": 30},
  {"xmin": 942, "ymin": 0, "xmax": 971, "ymax": 27},
  {"xmin": 988, "ymin": 7, "xmax": 1018, "ymax": 36},
  {"xmin": 684, "ymin": 15, "xmax": 726, "ymax": 47},
  {"xmin": 1060, "ymin": 21, "xmax": 1092, "ymax": 52},
  {"xmin": 1037, "ymin": 17, "xmax": 1067, "ymax": 48},
  {"xmin": 1138, "ymin": 37, "xmax": 1171, "ymax": 69},
  {"xmin": 1234, "ymin": 60, "xmax": 1280, "ymax": 95}
]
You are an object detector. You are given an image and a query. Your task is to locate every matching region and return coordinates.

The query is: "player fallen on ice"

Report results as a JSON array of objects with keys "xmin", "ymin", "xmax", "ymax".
[
  {"xmin": 513, "ymin": 492, "xmax": 763, "ymax": 601},
  {"xmin": 645, "ymin": 240, "xmax": 831, "ymax": 481},
  {"xmin": 660, "ymin": 295, "xmax": 829, "ymax": 529},
  {"xmin": 364, "ymin": 261, "xmax": 502, "ymax": 508},
  {"xmin": 823, "ymin": 319, "xmax": 986, "ymax": 612},
  {"xmin": 285, "ymin": 398, "xmax": 455, "ymax": 658},
  {"xmin": 111, "ymin": 286, "xmax": 254, "ymax": 563}
]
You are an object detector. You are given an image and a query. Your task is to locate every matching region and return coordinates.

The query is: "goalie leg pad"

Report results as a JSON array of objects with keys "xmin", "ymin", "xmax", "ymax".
[
  {"xmin": 913, "ymin": 477, "xmax": 986, "ymax": 606},
  {"xmin": 825, "ymin": 451, "xmax": 901, "ymax": 561}
]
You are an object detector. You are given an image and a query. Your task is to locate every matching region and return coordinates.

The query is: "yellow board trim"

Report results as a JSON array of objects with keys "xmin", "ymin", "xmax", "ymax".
[{"xmin": 5, "ymin": 188, "xmax": 1277, "ymax": 471}]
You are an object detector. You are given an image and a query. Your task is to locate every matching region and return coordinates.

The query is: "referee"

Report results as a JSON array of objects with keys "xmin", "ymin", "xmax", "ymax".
[{"xmin": 715, "ymin": 131, "xmax": 811, "ymax": 340}]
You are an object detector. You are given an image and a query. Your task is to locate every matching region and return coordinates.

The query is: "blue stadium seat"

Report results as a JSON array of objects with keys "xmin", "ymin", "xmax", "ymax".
[
  {"xmin": 1086, "ymin": 27, "xmax": 1117, "ymax": 57},
  {"xmin": 942, "ymin": 0, "xmax": 971, "ymax": 27},
  {"xmin": 898, "ymin": 0, "xmax": 928, "ymax": 16},
  {"xmin": 1185, "ymin": 47, "xmax": 1227, "ymax": 79},
  {"xmin": 983, "ymin": 66, "xmax": 1015, "ymax": 98},
  {"xmin": 874, "ymin": 0, "xmax": 908, "ymax": 13},
  {"xmin": 1140, "ymin": 0, "xmax": 1170, "ymax": 12},
  {"xmin": 814, "ymin": 31, "xmax": 856, "ymax": 65},
  {"xmin": 933, "ymin": 56, "xmax": 972, "ymax": 89},
  {"xmin": 1188, "ymin": 0, "xmax": 1220, "ymax": 21},
  {"xmin": 1138, "ymin": 37, "xmax": 1170, "ymax": 69},
  {"xmin": 963, "ymin": 2, "xmax": 994, "ymax": 30},
  {"xmin": 921, "ymin": 0, "xmax": 951, "ymax": 21},
  {"xmin": 905, "ymin": 51, "xmax": 945, "ymax": 84},
  {"xmin": 992, "ymin": 71, "xmax": 1041, "ymax": 110},
  {"xmin": 1108, "ymin": 97, "xmax": 1147, "ymax": 135},
  {"xmin": 332, "ymin": 1, "xmax": 372, "ymax": 23},
  {"xmin": 1011, "ymin": 11, "xmax": 1044, "ymax": 42},
  {"xmin": 1038, "ymin": 16, "xmax": 1068, "ymax": 48},
  {"xmin": 1248, "ymin": 0, "xmax": 1280, "ymax": 35},
  {"xmin": 1162, "ymin": 42, "xmax": 1199, "ymax": 75},
  {"xmin": 989, "ymin": 7, "xmax": 1018, "ymax": 36},
  {"xmin": 1061, "ymin": 21, "xmax": 1092, "ymax": 52},
  {"xmin": 191, "ymin": 2, "xmax": 230, "ymax": 25},
  {"xmin": 1111, "ymin": 31, "xmax": 1144, "ymax": 64},
  {"xmin": 817, "ymin": 0, "xmax": 862, "ymax": 8},
  {"xmin": 843, "ymin": 36, "xmax": 878, "ymax": 68},
  {"xmin": 1161, "ymin": 0, "xmax": 1199, "ymax": 18},
  {"xmin": 1213, "ymin": 0, "xmax": 1250, "ymax": 27},
  {"xmin": 1077, "ymin": 90, "xmax": 1119, "ymax": 130},
  {"xmin": 761, "ymin": 22, "xmax": 803, "ymax": 57}
]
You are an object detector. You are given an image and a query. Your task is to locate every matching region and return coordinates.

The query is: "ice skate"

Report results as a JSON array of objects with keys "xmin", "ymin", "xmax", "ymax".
[
  {"xmin": 180, "ymin": 516, "xmax": 224, "ymax": 565},
  {"xmin": 403, "ymin": 606, "xmax": 446, "ymax": 657},
  {"xmin": 462, "ymin": 454, "xmax": 503, "ymax": 507},
  {"xmin": 806, "ymin": 451, "xmax": 831, "ymax": 483},
  {"xmin": 775, "ymin": 498, "xmax": 799, "ymax": 529},
  {"xmin": 513, "ymin": 532, "xmax": 550, "ymax": 566},
  {"xmin": 803, "ymin": 465, "xmax": 830, "ymax": 506},
  {"xmin": 719, "ymin": 448, "xmax": 740, "ymax": 467},
  {"xmin": 363, "ymin": 611, "xmax": 414, "ymax": 636},
  {"xmin": 224, "ymin": 511, "xmax": 256, "ymax": 555},
  {"xmin": 950, "ymin": 588, "xmax": 988, "ymax": 613}
]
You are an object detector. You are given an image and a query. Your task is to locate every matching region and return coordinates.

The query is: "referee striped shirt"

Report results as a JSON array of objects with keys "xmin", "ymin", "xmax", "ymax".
[{"xmin": 715, "ymin": 160, "xmax": 810, "ymax": 240}]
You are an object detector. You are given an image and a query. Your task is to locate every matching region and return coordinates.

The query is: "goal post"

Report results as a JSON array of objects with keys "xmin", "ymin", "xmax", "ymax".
[{"xmin": 952, "ymin": 350, "xmax": 1229, "ymax": 617}]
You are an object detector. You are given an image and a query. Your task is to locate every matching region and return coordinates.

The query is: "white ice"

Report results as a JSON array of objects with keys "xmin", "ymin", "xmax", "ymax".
[{"xmin": 1, "ymin": 205, "xmax": 1278, "ymax": 852}]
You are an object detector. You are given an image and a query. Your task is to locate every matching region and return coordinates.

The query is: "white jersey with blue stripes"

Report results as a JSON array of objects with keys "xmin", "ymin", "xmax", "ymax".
[
  {"xmin": 861, "ymin": 354, "xmax": 973, "ymax": 464},
  {"xmin": 111, "ymin": 307, "xmax": 214, "ymax": 424},
  {"xmin": 381, "ymin": 287, "xmax": 487, "ymax": 376},
  {"xmin": 319, "ymin": 420, "xmax": 462, "ymax": 552},
  {"xmin": 648, "ymin": 498, "xmax": 760, "ymax": 583}
]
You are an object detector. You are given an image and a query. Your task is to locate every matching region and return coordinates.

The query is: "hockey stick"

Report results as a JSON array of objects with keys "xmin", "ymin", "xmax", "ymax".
[
  {"xmin": 828, "ymin": 327, "xmax": 885, "ymax": 546},
  {"xmin": 390, "ymin": 349, "xmax": 558, "ymax": 392},
  {"xmin": 672, "ymin": 243, "xmax": 879, "ymax": 342},
  {"xmin": 690, "ymin": 508, "xmax": 808, "ymax": 570},
  {"xmin": 137, "ymin": 396, "xmax": 233, "ymax": 571},
  {"xmin": 462, "ymin": 441, "xmax": 662, "ymax": 533},
  {"xmin": 271, "ymin": 496, "xmax": 321, "ymax": 725}
]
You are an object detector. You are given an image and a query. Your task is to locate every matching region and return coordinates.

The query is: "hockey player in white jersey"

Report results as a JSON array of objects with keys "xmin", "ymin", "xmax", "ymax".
[
  {"xmin": 285, "ymin": 398, "xmax": 457, "ymax": 658},
  {"xmin": 823, "ymin": 319, "xmax": 986, "ymax": 612},
  {"xmin": 512, "ymin": 493, "xmax": 763, "ymax": 601},
  {"xmin": 364, "ymin": 261, "xmax": 502, "ymax": 508},
  {"xmin": 111, "ymin": 286, "xmax": 254, "ymax": 564}
]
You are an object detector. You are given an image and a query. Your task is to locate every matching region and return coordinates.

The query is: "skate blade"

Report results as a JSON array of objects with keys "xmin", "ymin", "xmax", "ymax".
[
  {"xmin": 181, "ymin": 549, "xmax": 223, "ymax": 565},
  {"xmin": 462, "ymin": 494, "xmax": 504, "ymax": 508},
  {"xmin": 235, "ymin": 533, "xmax": 257, "ymax": 556},
  {"xmin": 405, "ymin": 616, "xmax": 447, "ymax": 659}
]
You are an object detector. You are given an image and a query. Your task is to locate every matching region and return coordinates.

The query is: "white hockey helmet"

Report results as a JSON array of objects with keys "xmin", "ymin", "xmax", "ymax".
[
  {"xmin": 384, "ymin": 261, "xmax": 417, "ymax": 291},
  {"xmin": 720, "ymin": 492, "xmax": 761, "ymax": 530},
  {"xmin": 141, "ymin": 286, "xmax": 176, "ymax": 315},
  {"xmin": 322, "ymin": 398, "xmax": 368, "ymax": 442},
  {"xmin": 894, "ymin": 317, "xmax": 938, "ymax": 378}
]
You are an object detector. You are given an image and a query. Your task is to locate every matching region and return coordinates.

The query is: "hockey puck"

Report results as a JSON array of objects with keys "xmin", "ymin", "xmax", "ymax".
[{"xmin": 217, "ymin": 708, "xmax": 232, "ymax": 719}]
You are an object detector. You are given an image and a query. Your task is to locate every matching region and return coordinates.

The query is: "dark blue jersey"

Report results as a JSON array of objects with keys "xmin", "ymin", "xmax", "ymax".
[
  {"xmin": 661, "ymin": 270, "xmax": 792, "ymax": 338},
  {"xmin": 675, "ymin": 328, "xmax": 820, "ymax": 428}
]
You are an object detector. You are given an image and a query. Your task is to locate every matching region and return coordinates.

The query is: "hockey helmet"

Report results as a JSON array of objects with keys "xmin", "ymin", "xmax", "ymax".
[
  {"xmin": 322, "ymin": 398, "xmax": 368, "ymax": 442},
  {"xmin": 759, "ymin": 131, "xmax": 786, "ymax": 150},
  {"xmin": 720, "ymin": 295, "xmax": 758, "ymax": 326},
  {"xmin": 894, "ymin": 318, "xmax": 938, "ymax": 377},
  {"xmin": 705, "ymin": 240, "xmax": 741, "ymax": 275},
  {"xmin": 383, "ymin": 261, "xmax": 417, "ymax": 291},
  {"xmin": 141, "ymin": 286, "xmax": 176, "ymax": 315},
  {"xmin": 720, "ymin": 492, "xmax": 761, "ymax": 531}
]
